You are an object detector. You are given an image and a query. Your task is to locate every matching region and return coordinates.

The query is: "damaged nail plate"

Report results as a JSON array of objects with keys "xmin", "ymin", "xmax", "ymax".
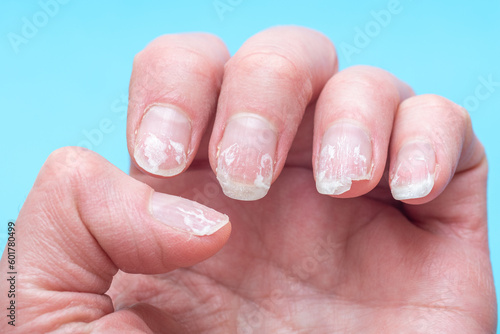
[
  {"xmin": 216, "ymin": 113, "xmax": 277, "ymax": 201},
  {"xmin": 150, "ymin": 192, "xmax": 229, "ymax": 236},
  {"xmin": 315, "ymin": 121, "xmax": 373, "ymax": 195},
  {"xmin": 134, "ymin": 105, "xmax": 191, "ymax": 177},
  {"xmin": 390, "ymin": 140, "xmax": 436, "ymax": 200}
]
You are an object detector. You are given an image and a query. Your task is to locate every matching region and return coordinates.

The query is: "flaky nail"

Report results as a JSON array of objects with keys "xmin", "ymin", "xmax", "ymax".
[
  {"xmin": 390, "ymin": 141, "xmax": 436, "ymax": 200},
  {"xmin": 134, "ymin": 105, "xmax": 191, "ymax": 177},
  {"xmin": 150, "ymin": 192, "xmax": 229, "ymax": 236},
  {"xmin": 216, "ymin": 113, "xmax": 277, "ymax": 201},
  {"xmin": 315, "ymin": 121, "xmax": 373, "ymax": 195}
]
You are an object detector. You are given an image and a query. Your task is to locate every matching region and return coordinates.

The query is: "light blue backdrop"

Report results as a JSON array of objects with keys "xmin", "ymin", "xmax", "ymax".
[{"xmin": 1, "ymin": 0, "xmax": 499, "ymax": 322}]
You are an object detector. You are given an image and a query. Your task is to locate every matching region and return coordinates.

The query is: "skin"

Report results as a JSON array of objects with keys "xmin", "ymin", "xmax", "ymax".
[{"xmin": 0, "ymin": 26, "xmax": 496, "ymax": 333}]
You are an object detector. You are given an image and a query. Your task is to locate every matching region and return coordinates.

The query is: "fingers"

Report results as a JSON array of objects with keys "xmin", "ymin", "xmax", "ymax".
[
  {"xmin": 127, "ymin": 27, "xmax": 337, "ymax": 201},
  {"xmin": 209, "ymin": 26, "xmax": 338, "ymax": 200},
  {"xmin": 127, "ymin": 33, "xmax": 229, "ymax": 177},
  {"xmin": 126, "ymin": 30, "xmax": 481, "ymax": 211},
  {"xmin": 313, "ymin": 65, "xmax": 414, "ymax": 197},
  {"xmin": 389, "ymin": 94, "xmax": 482, "ymax": 203},
  {"xmin": 0, "ymin": 147, "xmax": 230, "ymax": 332},
  {"xmin": 388, "ymin": 95, "xmax": 488, "ymax": 245},
  {"xmin": 312, "ymin": 66, "xmax": 484, "ymax": 212}
]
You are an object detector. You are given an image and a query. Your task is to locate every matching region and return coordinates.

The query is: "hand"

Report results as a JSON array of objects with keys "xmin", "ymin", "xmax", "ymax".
[{"xmin": 1, "ymin": 27, "xmax": 496, "ymax": 333}]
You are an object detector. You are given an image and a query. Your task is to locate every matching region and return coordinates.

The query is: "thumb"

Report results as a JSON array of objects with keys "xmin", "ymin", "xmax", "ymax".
[{"xmin": 0, "ymin": 147, "xmax": 230, "ymax": 333}]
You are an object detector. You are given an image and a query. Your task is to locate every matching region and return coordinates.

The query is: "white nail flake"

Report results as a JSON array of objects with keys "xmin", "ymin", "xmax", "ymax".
[
  {"xmin": 177, "ymin": 207, "xmax": 228, "ymax": 236},
  {"xmin": 169, "ymin": 140, "xmax": 185, "ymax": 165},
  {"xmin": 390, "ymin": 152, "xmax": 435, "ymax": 200},
  {"xmin": 391, "ymin": 171, "xmax": 434, "ymax": 200},
  {"xmin": 316, "ymin": 140, "xmax": 370, "ymax": 195},
  {"xmin": 254, "ymin": 154, "xmax": 272, "ymax": 188},
  {"xmin": 150, "ymin": 192, "xmax": 229, "ymax": 236},
  {"xmin": 143, "ymin": 133, "xmax": 168, "ymax": 173},
  {"xmin": 136, "ymin": 133, "xmax": 187, "ymax": 176},
  {"xmin": 222, "ymin": 143, "xmax": 238, "ymax": 167},
  {"xmin": 216, "ymin": 144, "xmax": 273, "ymax": 201}
]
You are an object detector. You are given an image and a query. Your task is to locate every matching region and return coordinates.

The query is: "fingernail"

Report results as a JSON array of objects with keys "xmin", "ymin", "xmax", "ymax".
[
  {"xmin": 134, "ymin": 105, "xmax": 191, "ymax": 177},
  {"xmin": 390, "ymin": 141, "xmax": 436, "ymax": 200},
  {"xmin": 150, "ymin": 192, "xmax": 229, "ymax": 236},
  {"xmin": 315, "ymin": 122, "xmax": 372, "ymax": 195},
  {"xmin": 216, "ymin": 113, "xmax": 277, "ymax": 201}
]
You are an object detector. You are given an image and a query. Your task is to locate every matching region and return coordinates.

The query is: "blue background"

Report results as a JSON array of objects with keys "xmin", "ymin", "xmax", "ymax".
[{"xmin": 1, "ymin": 0, "xmax": 499, "ymax": 322}]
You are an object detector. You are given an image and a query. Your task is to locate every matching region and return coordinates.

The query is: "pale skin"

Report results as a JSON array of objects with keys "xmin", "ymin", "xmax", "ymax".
[{"xmin": 0, "ymin": 26, "xmax": 496, "ymax": 333}]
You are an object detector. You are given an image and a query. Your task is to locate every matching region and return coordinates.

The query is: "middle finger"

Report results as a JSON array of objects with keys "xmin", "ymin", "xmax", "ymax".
[{"xmin": 209, "ymin": 26, "xmax": 337, "ymax": 201}]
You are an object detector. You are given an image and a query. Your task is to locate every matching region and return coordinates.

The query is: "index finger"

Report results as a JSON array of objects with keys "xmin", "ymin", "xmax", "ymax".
[{"xmin": 127, "ymin": 33, "xmax": 229, "ymax": 177}]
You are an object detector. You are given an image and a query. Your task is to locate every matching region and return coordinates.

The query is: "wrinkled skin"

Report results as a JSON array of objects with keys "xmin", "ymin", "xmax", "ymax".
[{"xmin": 1, "ymin": 26, "xmax": 496, "ymax": 334}]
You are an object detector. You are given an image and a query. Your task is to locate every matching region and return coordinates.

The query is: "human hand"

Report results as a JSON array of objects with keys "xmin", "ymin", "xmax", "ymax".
[{"xmin": 1, "ymin": 26, "xmax": 496, "ymax": 333}]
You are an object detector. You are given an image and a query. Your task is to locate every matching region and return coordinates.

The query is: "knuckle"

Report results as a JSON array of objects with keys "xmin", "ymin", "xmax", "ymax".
[
  {"xmin": 343, "ymin": 65, "xmax": 387, "ymax": 80},
  {"xmin": 415, "ymin": 93, "xmax": 453, "ymax": 109},
  {"xmin": 231, "ymin": 50, "xmax": 313, "ymax": 99},
  {"xmin": 335, "ymin": 66, "xmax": 400, "ymax": 101},
  {"xmin": 42, "ymin": 147, "xmax": 100, "ymax": 187},
  {"xmin": 235, "ymin": 51, "xmax": 300, "ymax": 79},
  {"xmin": 132, "ymin": 49, "xmax": 145, "ymax": 70},
  {"xmin": 137, "ymin": 37, "xmax": 216, "ymax": 73},
  {"xmin": 455, "ymin": 102, "xmax": 472, "ymax": 127},
  {"xmin": 407, "ymin": 94, "xmax": 471, "ymax": 128},
  {"xmin": 340, "ymin": 66, "xmax": 393, "ymax": 89},
  {"xmin": 132, "ymin": 38, "xmax": 221, "ymax": 91}
]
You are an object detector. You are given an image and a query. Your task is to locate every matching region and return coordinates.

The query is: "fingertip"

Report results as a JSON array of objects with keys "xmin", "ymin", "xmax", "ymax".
[
  {"xmin": 150, "ymin": 191, "xmax": 231, "ymax": 237},
  {"xmin": 314, "ymin": 120, "xmax": 374, "ymax": 197},
  {"xmin": 133, "ymin": 104, "xmax": 192, "ymax": 177},
  {"xmin": 145, "ymin": 191, "xmax": 232, "ymax": 268},
  {"xmin": 312, "ymin": 66, "xmax": 412, "ymax": 200},
  {"xmin": 389, "ymin": 140, "xmax": 437, "ymax": 203},
  {"xmin": 387, "ymin": 94, "xmax": 479, "ymax": 205},
  {"xmin": 213, "ymin": 112, "xmax": 277, "ymax": 201},
  {"xmin": 209, "ymin": 26, "xmax": 338, "ymax": 201},
  {"xmin": 127, "ymin": 33, "xmax": 229, "ymax": 179}
]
